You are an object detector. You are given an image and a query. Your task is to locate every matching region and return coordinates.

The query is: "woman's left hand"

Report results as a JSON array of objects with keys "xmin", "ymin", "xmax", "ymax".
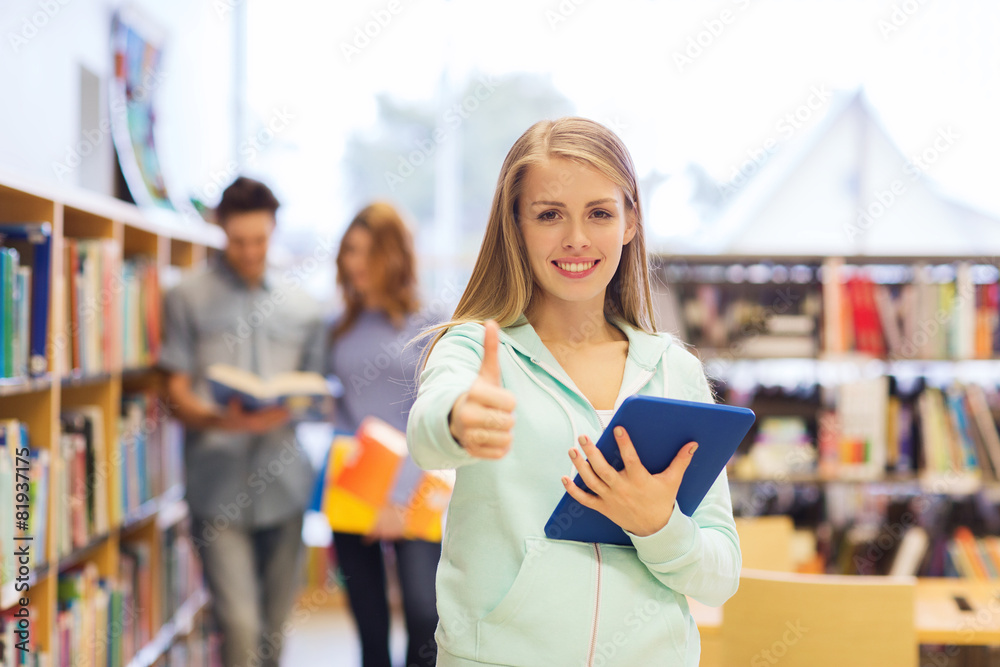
[
  {"xmin": 562, "ymin": 426, "xmax": 698, "ymax": 537},
  {"xmin": 363, "ymin": 503, "xmax": 407, "ymax": 544}
]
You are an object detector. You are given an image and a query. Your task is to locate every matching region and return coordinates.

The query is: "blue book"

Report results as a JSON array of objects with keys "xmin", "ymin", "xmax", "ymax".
[
  {"xmin": 0, "ymin": 223, "xmax": 51, "ymax": 377},
  {"xmin": 545, "ymin": 395, "xmax": 755, "ymax": 546}
]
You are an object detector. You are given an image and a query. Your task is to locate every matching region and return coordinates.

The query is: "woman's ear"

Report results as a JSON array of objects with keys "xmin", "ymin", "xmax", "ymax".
[{"xmin": 623, "ymin": 209, "xmax": 638, "ymax": 245}]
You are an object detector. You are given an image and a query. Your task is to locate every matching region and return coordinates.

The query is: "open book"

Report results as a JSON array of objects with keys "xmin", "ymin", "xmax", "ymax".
[{"xmin": 205, "ymin": 363, "xmax": 337, "ymax": 422}]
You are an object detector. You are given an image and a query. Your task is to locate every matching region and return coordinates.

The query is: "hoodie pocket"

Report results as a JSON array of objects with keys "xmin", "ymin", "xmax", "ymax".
[{"xmin": 476, "ymin": 536, "xmax": 593, "ymax": 665}]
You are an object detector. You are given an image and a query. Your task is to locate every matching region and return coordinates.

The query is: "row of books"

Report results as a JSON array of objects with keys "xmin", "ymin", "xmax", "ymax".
[
  {"xmin": 0, "ymin": 608, "xmax": 41, "ymax": 666},
  {"xmin": 834, "ymin": 523, "xmax": 1000, "ymax": 580},
  {"xmin": 673, "ymin": 281, "xmax": 822, "ymax": 358},
  {"xmin": 121, "ymin": 259, "xmax": 161, "ymax": 371},
  {"xmin": 56, "ymin": 407, "xmax": 110, "ymax": 557},
  {"xmin": 52, "ymin": 523, "xmax": 206, "ymax": 667},
  {"xmin": 0, "ymin": 224, "xmax": 51, "ymax": 381},
  {"xmin": 54, "ymin": 393, "xmax": 183, "ymax": 560},
  {"xmin": 62, "ymin": 238, "xmax": 121, "ymax": 377},
  {"xmin": 160, "ymin": 521, "xmax": 202, "ymax": 625},
  {"xmin": 947, "ymin": 526, "xmax": 1000, "ymax": 580},
  {"xmin": 824, "ymin": 262, "xmax": 1000, "ymax": 360},
  {"xmin": 666, "ymin": 260, "xmax": 1000, "ymax": 360},
  {"xmin": 731, "ymin": 379, "xmax": 1000, "ymax": 486},
  {"xmin": 60, "ymin": 240, "xmax": 162, "ymax": 377},
  {"xmin": 0, "ymin": 421, "xmax": 49, "ymax": 598},
  {"xmin": 120, "ymin": 392, "xmax": 183, "ymax": 520}
]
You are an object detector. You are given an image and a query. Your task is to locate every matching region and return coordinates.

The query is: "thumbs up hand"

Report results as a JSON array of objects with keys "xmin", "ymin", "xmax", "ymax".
[{"xmin": 448, "ymin": 320, "xmax": 518, "ymax": 459}]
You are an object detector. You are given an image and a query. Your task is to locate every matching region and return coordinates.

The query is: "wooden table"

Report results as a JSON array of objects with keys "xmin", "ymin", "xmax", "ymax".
[{"xmin": 691, "ymin": 578, "xmax": 1000, "ymax": 646}]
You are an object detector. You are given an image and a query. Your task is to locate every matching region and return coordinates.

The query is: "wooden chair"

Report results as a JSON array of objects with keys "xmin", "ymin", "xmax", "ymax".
[
  {"xmin": 697, "ymin": 516, "xmax": 796, "ymax": 665},
  {"xmin": 735, "ymin": 515, "xmax": 795, "ymax": 571},
  {"xmin": 721, "ymin": 568, "xmax": 918, "ymax": 667}
]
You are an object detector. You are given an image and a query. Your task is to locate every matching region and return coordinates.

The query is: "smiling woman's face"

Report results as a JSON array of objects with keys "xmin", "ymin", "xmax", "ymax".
[{"xmin": 518, "ymin": 157, "xmax": 636, "ymax": 311}]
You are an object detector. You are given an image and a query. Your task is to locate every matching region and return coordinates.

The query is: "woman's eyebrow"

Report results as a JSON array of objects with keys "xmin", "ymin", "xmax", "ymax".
[{"xmin": 529, "ymin": 198, "xmax": 618, "ymax": 207}]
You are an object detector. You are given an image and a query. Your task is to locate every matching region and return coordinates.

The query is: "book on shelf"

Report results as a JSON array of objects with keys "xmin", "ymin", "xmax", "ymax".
[
  {"xmin": 121, "ymin": 257, "xmax": 160, "ymax": 370},
  {"xmin": 0, "ymin": 247, "xmax": 30, "ymax": 382},
  {"xmin": 120, "ymin": 539, "xmax": 154, "ymax": 651},
  {"xmin": 321, "ymin": 418, "xmax": 454, "ymax": 542},
  {"xmin": 1, "ymin": 607, "xmax": 43, "ymax": 666},
  {"xmin": 119, "ymin": 391, "xmax": 178, "ymax": 520},
  {"xmin": 160, "ymin": 520, "xmax": 202, "ymax": 624},
  {"xmin": 0, "ymin": 223, "xmax": 50, "ymax": 379},
  {"xmin": 56, "ymin": 562, "xmax": 105, "ymax": 667},
  {"xmin": 62, "ymin": 238, "xmax": 122, "ymax": 376},
  {"xmin": 818, "ymin": 377, "xmax": 889, "ymax": 480},
  {"xmin": 669, "ymin": 265, "xmax": 822, "ymax": 355},
  {"xmin": 205, "ymin": 363, "xmax": 337, "ymax": 422},
  {"xmin": 0, "ymin": 421, "xmax": 45, "ymax": 597},
  {"xmin": 56, "ymin": 407, "xmax": 110, "ymax": 556},
  {"xmin": 888, "ymin": 526, "xmax": 930, "ymax": 577},
  {"xmin": 0, "ymin": 428, "xmax": 13, "ymax": 599},
  {"xmin": 61, "ymin": 407, "xmax": 109, "ymax": 540}
]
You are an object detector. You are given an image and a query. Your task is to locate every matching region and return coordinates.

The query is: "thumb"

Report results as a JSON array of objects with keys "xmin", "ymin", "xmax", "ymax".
[
  {"xmin": 478, "ymin": 320, "xmax": 502, "ymax": 385},
  {"xmin": 664, "ymin": 442, "xmax": 698, "ymax": 482}
]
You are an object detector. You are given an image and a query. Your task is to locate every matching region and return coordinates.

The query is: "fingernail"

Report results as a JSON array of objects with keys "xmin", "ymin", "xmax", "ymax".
[
  {"xmin": 569, "ymin": 449, "xmax": 578, "ymax": 459},
  {"xmin": 562, "ymin": 477, "xmax": 570, "ymax": 486},
  {"xmin": 578, "ymin": 435, "xmax": 587, "ymax": 446},
  {"xmin": 615, "ymin": 426, "xmax": 624, "ymax": 437},
  {"xmin": 689, "ymin": 443, "xmax": 699, "ymax": 455}
]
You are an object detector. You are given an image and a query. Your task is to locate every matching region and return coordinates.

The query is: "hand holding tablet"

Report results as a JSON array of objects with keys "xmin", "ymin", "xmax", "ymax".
[{"xmin": 545, "ymin": 396, "xmax": 756, "ymax": 546}]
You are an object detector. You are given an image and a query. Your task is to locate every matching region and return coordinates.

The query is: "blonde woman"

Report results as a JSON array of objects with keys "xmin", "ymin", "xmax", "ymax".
[
  {"xmin": 406, "ymin": 118, "xmax": 740, "ymax": 665},
  {"xmin": 328, "ymin": 202, "xmax": 442, "ymax": 667}
]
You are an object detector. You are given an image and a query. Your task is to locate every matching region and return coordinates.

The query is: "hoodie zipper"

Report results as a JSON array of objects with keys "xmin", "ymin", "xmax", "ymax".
[
  {"xmin": 587, "ymin": 543, "xmax": 603, "ymax": 667},
  {"xmin": 507, "ymin": 344, "xmax": 663, "ymax": 664},
  {"xmin": 523, "ymin": 353, "xmax": 657, "ymax": 665}
]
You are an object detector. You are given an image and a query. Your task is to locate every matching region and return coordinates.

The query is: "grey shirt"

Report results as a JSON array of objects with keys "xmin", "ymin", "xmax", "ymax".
[
  {"xmin": 159, "ymin": 254, "xmax": 326, "ymax": 528},
  {"xmin": 327, "ymin": 308, "xmax": 443, "ymax": 504}
]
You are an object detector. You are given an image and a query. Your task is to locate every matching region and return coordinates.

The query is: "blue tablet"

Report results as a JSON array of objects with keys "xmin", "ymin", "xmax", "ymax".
[{"xmin": 544, "ymin": 395, "xmax": 755, "ymax": 546}]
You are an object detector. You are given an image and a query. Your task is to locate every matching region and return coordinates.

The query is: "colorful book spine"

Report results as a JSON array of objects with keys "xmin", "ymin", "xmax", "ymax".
[{"xmin": 0, "ymin": 223, "xmax": 51, "ymax": 377}]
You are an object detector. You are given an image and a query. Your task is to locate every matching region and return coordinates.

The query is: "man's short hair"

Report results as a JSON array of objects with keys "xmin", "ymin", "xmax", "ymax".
[{"xmin": 216, "ymin": 176, "xmax": 280, "ymax": 226}]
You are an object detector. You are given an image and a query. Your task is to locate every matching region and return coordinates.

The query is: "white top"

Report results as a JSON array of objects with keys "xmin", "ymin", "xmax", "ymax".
[{"xmin": 596, "ymin": 409, "xmax": 614, "ymax": 429}]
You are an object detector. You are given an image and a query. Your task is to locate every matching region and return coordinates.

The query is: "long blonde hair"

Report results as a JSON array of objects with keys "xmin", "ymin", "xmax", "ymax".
[{"xmin": 421, "ymin": 117, "xmax": 656, "ymax": 363}]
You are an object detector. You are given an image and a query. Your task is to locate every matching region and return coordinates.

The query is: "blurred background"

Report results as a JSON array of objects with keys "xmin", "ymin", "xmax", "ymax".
[
  {"xmin": 5, "ymin": 2, "xmax": 1000, "ymax": 664},
  {"xmin": 3, "ymin": 0, "xmax": 999, "ymax": 308}
]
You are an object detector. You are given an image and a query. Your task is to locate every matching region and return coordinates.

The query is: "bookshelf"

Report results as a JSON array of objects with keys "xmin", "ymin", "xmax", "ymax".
[
  {"xmin": 0, "ymin": 170, "xmax": 223, "ymax": 665},
  {"xmin": 655, "ymin": 253, "xmax": 1000, "ymax": 578}
]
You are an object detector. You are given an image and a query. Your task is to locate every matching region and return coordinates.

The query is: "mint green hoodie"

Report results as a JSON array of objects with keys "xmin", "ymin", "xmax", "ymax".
[{"xmin": 407, "ymin": 316, "xmax": 741, "ymax": 666}]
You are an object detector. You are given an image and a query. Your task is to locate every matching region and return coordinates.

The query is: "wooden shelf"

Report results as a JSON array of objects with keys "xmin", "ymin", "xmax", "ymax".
[
  {"xmin": 0, "ymin": 171, "xmax": 217, "ymax": 662},
  {"xmin": 59, "ymin": 371, "xmax": 115, "ymax": 387},
  {"xmin": 124, "ymin": 588, "xmax": 210, "ymax": 667},
  {"xmin": 121, "ymin": 485, "xmax": 185, "ymax": 533},
  {"xmin": 0, "ymin": 375, "xmax": 52, "ymax": 396},
  {"xmin": 56, "ymin": 532, "xmax": 113, "ymax": 573}
]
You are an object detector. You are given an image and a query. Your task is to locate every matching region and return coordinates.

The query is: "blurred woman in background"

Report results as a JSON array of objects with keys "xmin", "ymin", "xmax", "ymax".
[{"xmin": 327, "ymin": 202, "xmax": 442, "ymax": 667}]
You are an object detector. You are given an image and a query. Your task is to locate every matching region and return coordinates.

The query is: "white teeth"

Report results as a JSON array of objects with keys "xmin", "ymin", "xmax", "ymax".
[{"xmin": 557, "ymin": 261, "xmax": 595, "ymax": 273}]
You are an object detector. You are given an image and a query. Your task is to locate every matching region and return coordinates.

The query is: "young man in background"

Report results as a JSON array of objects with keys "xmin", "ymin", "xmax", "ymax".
[{"xmin": 159, "ymin": 176, "xmax": 325, "ymax": 667}]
